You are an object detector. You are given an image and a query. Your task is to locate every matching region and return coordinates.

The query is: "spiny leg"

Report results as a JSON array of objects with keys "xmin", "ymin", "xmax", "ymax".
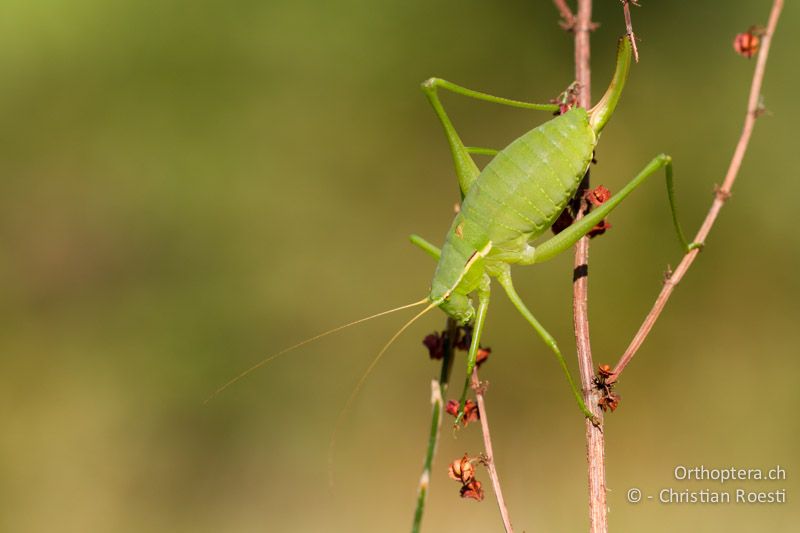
[
  {"xmin": 454, "ymin": 281, "xmax": 491, "ymax": 426},
  {"xmin": 496, "ymin": 271, "xmax": 597, "ymax": 422},
  {"xmin": 531, "ymin": 154, "xmax": 701, "ymax": 264},
  {"xmin": 421, "ymin": 78, "xmax": 559, "ymax": 197}
]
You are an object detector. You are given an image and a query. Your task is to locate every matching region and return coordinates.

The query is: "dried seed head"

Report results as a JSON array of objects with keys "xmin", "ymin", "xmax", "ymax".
[
  {"xmin": 733, "ymin": 30, "xmax": 760, "ymax": 58},
  {"xmin": 551, "ymin": 81, "xmax": 581, "ymax": 115},
  {"xmin": 598, "ymin": 392, "xmax": 621, "ymax": 412},
  {"xmin": 594, "ymin": 364, "xmax": 619, "ymax": 411},
  {"xmin": 588, "ymin": 219, "xmax": 612, "ymax": 239},
  {"xmin": 448, "ymin": 454, "xmax": 475, "ymax": 484},
  {"xmin": 476, "ymin": 347, "xmax": 491, "ymax": 367},
  {"xmin": 587, "ymin": 185, "xmax": 611, "ymax": 207},
  {"xmin": 455, "ymin": 326, "xmax": 472, "ymax": 351},
  {"xmin": 463, "ymin": 401, "xmax": 480, "ymax": 425},
  {"xmin": 460, "ymin": 480, "xmax": 485, "ymax": 501},
  {"xmin": 444, "ymin": 400, "xmax": 458, "ymax": 416},
  {"xmin": 445, "ymin": 399, "xmax": 459, "ymax": 417},
  {"xmin": 423, "ymin": 331, "xmax": 445, "ymax": 360},
  {"xmin": 445, "ymin": 399, "xmax": 480, "ymax": 426}
]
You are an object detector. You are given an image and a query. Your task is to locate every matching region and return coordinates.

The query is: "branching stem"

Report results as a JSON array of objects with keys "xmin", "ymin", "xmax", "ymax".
[
  {"xmin": 609, "ymin": 0, "xmax": 784, "ymax": 384},
  {"xmin": 553, "ymin": 0, "xmax": 576, "ymax": 30}
]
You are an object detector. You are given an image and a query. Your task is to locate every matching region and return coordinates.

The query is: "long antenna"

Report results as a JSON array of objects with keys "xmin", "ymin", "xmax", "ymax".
[
  {"xmin": 328, "ymin": 299, "xmax": 439, "ymax": 485},
  {"xmin": 205, "ymin": 297, "xmax": 430, "ymax": 403}
]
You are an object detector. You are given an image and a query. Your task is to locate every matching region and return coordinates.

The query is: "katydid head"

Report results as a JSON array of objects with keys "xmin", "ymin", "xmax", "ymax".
[
  {"xmin": 428, "ymin": 241, "xmax": 491, "ymax": 325},
  {"xmin": 589, "ymin": 36, "xmax": 633, "ymax": 135}
]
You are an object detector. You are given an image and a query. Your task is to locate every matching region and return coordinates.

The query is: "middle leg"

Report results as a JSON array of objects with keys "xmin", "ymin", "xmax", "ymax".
[{"xmin": 496, "ymin": 271, "xmax": 597, "ymax": 422}]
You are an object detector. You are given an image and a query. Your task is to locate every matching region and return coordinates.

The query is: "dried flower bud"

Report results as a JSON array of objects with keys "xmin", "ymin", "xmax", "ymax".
[
  {"xmin": 733, "ymin": 30, "xmax": 760, "ymax": 58},
  {"xmin": 460, "ymin": 480, "xmax": 485, "ymax": 501},
  {"xmin": 587, "ymin": 185, "xmax": 611, "ymax": 207},
  {"xmin": 598, "ymin": 392, "xmax": 621, "ymax": 412},
  {"xmin": 448, "ymin": 454, "xmax": 475, "ymax": 484},
  {"xmin": 551, "ymin": 82, "xmax": 581, "ymax": 116},
  {"xmin": 445, "ymin": 399, "xmax": 480, "ymax": 426},
  {"xmin": 445, "ymin": 399, "xmax": 459, "ymax": 418},
  {"xmin": 588, "ymin": 219, "xmax": 611, "ymax": 239},
  {"xmin": 455, "ymin": 326, "xmax": 472, "ymax": 351},
  {"xmin": 476, "ymin": 347, "xmax": 491, "ymax": 367},
  {"xmin": 463, "ymin": 401, "xmax": 480, "ymax": 425},
  {"xmin": 597, "ymin": 364, "xmax": 613, "ymax": 379},
  {"xmin": 423, "ymin": 331, "xmax": 445, "ymax": 360}
]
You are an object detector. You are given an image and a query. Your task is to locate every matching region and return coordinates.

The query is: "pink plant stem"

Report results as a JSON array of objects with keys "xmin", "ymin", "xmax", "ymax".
[
  {"xmin": 570, "ymin": 1, "xmax": 609, "ymax": 532},
  {"xmin": 609, "ymin": 0, "xmax": 784, "ymax": 385},
  {"xmin": 621, "ymin": 1, "xmax": 640, "ymax": 62},
  {"xmin": 471, "ymin": 368, "xmax": 514, "ymax": 533},
  {"xmin": 553, "ymin": 0, "xmax": 576, "ymax": 30}
]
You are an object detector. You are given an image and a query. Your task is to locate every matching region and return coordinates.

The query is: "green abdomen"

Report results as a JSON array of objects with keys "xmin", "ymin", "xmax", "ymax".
[
  {"xmin": 430, "ymin": 109, "xmax": 595, "ymax": 299},
  {"xmin": 462, "ymin": 108, "xmax": 595, "ymax": 246}
]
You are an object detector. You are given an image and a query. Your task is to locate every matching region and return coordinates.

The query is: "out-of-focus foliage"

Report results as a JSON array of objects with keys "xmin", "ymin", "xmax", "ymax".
[{"xmin": 0, "ymin": 1, "xmax": 797, "ymax": 531}]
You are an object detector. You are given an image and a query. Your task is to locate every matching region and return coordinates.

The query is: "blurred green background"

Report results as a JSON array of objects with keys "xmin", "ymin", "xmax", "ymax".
[{"xmin": 0, "ymin": 1, "xmax": 797, "ymax": 531}]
